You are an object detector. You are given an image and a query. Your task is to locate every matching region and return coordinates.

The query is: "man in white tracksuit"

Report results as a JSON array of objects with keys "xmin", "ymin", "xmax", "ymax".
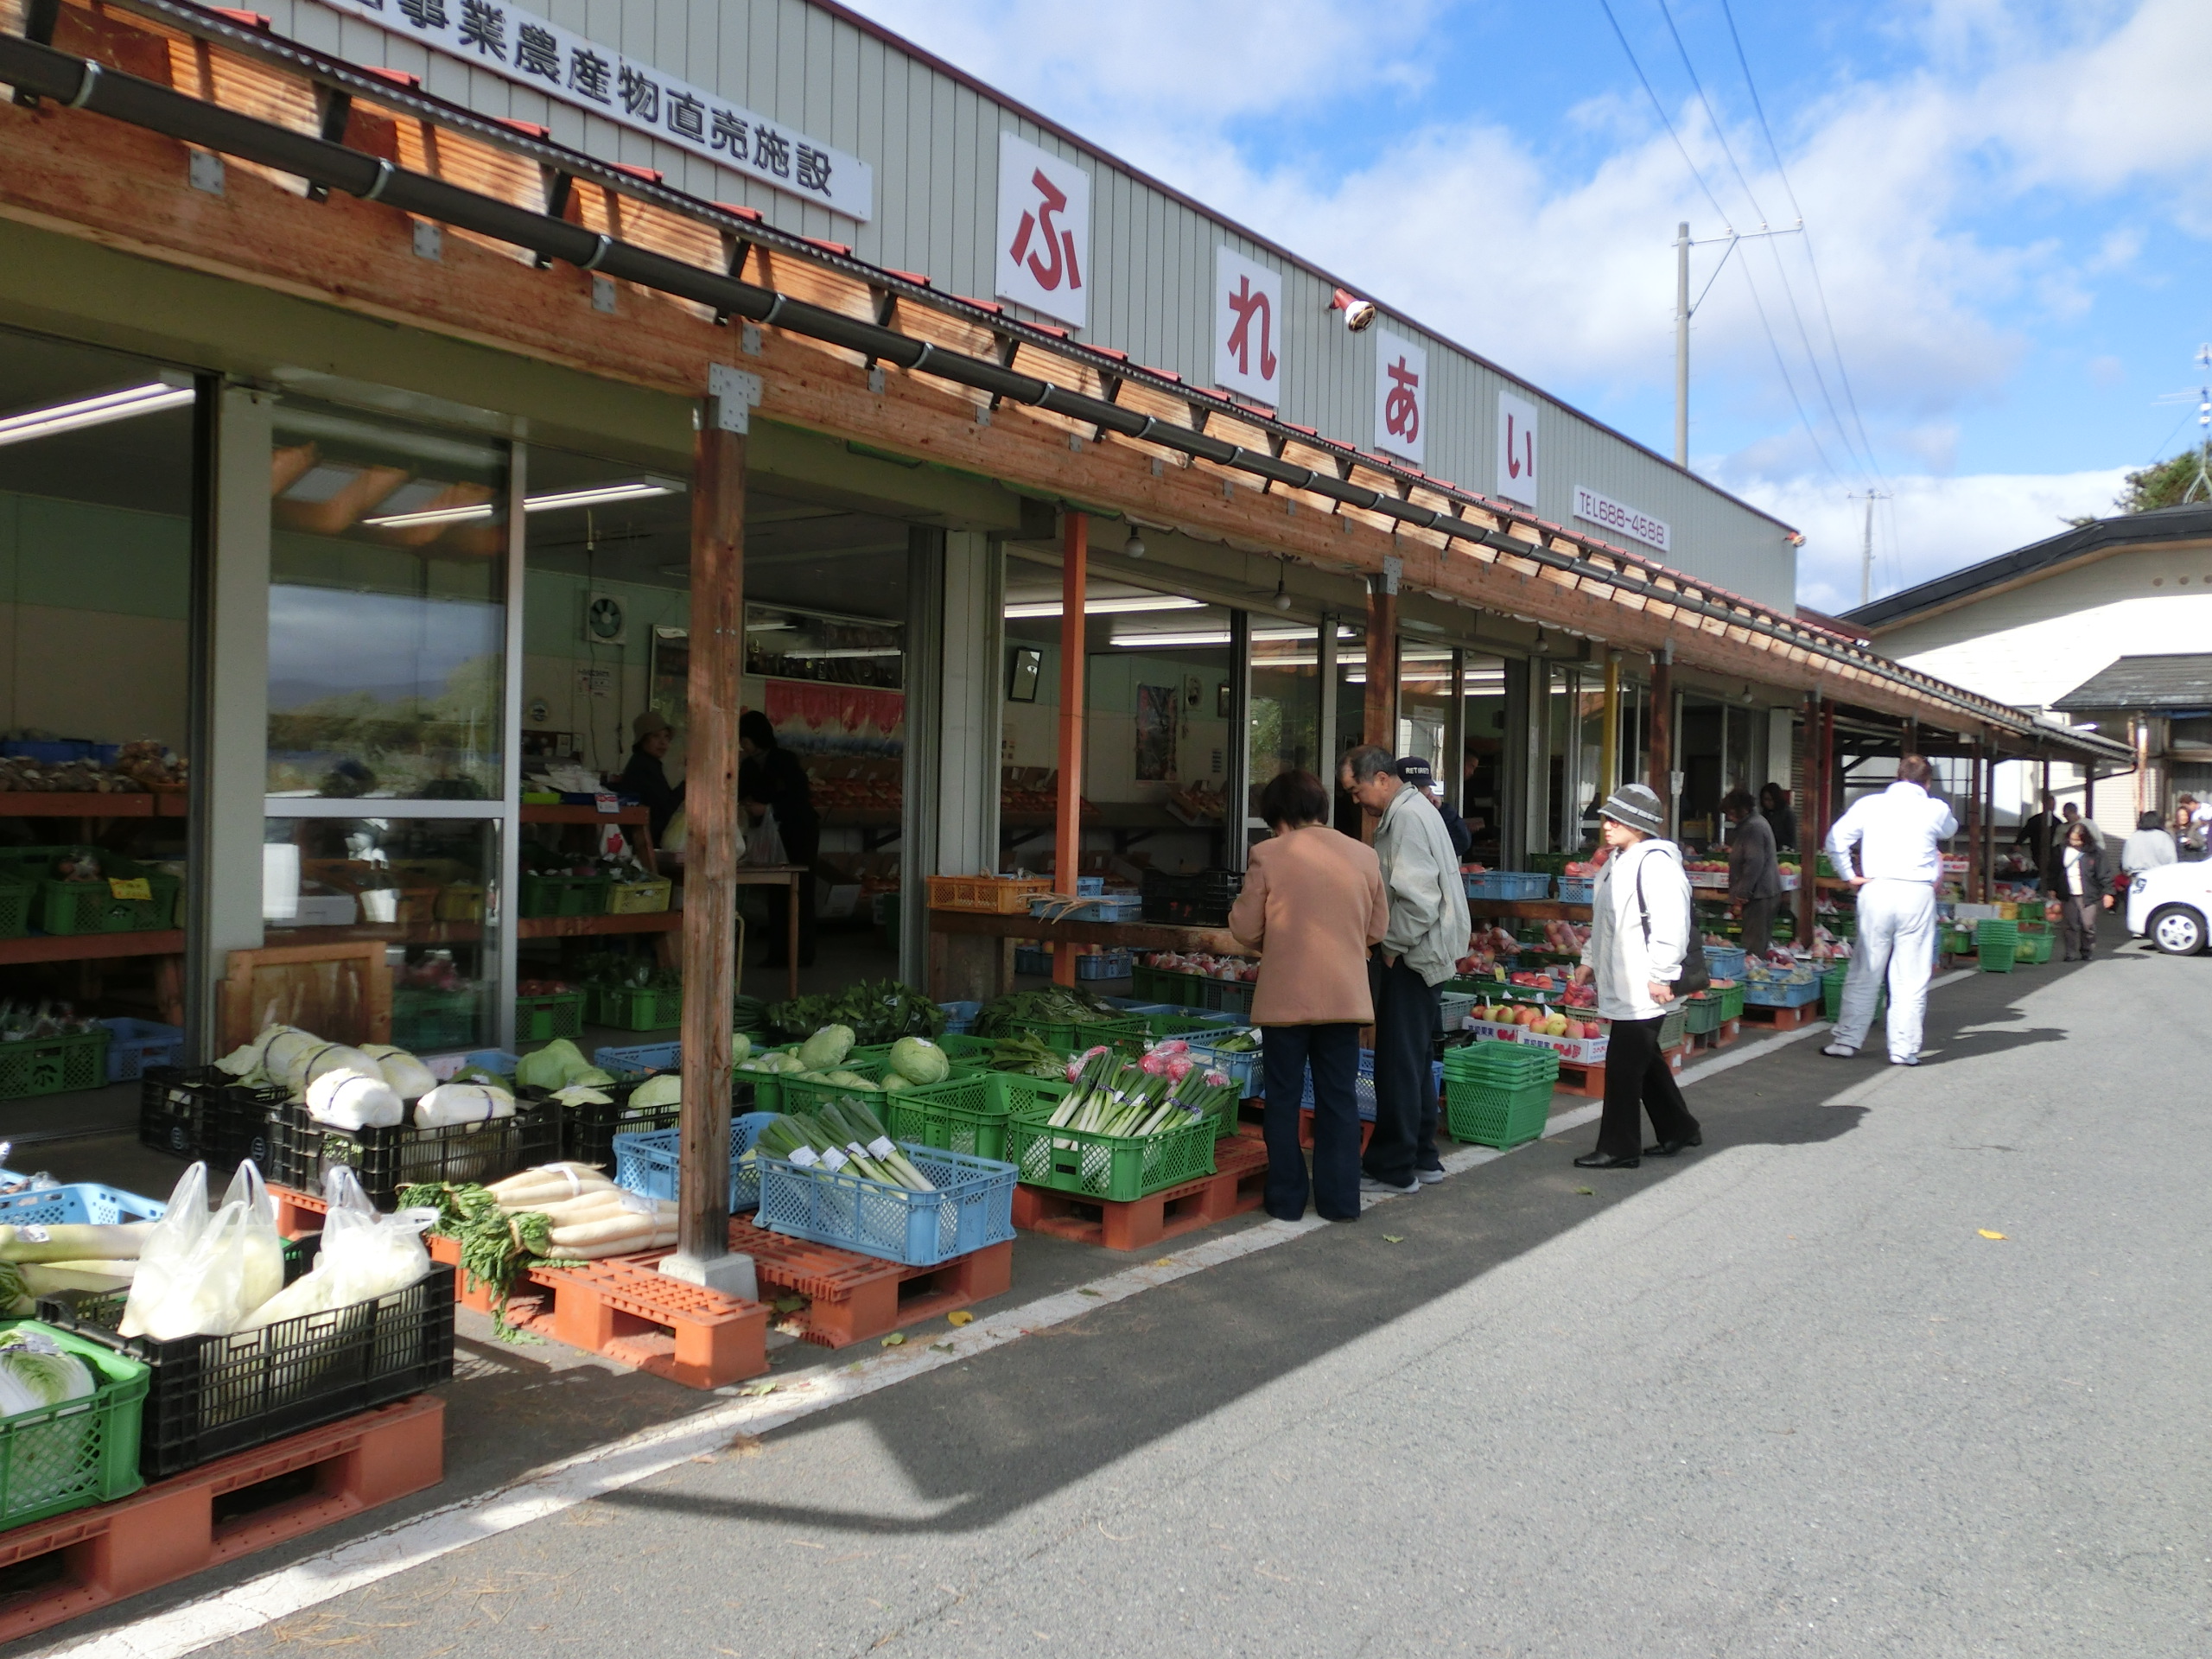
[{"xmin": 1822, "ymin": 755, "xmax": 1958, "ymax": 1067}]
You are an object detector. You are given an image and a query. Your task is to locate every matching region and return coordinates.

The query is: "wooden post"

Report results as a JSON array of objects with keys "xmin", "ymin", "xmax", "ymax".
[
  {"xmin": 1984, "ymin": 744, "xmax": 1999, "ymax": 896},
  {"xmin": 1647, "ymin": 647, "xmax": 1673, "ymax": 830},
  {"xmin": 1796, "ymin": 693, "xmax": 1820, "ymax": 948},
  {"xmin": 1599, "ymin": 654, "xmax": 1620, "ymax": 802},
  {"xmin": 1053, "ymin": 512, "xmax": 1087, "ymax": 985},
  {"xmin": 1966, "ymin": 745, "xmax": 1983, "ymax": 902},
  {"xmin": 1361, "ymin": 571, "xmax": 1398, "ymax": 845},
  {"xmin": 675, "ymin": 368, "xmax": 749, "ymax": 1269}
]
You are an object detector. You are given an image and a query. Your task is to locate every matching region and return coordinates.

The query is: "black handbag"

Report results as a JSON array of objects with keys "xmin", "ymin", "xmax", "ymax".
[{"xmin": 1637, "ymin": 851, "xmax": 1711, "ymax": 995}]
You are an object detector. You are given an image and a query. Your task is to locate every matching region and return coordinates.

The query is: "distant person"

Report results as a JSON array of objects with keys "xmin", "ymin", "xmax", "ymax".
[
  {"xmin": 1822, "ymin": 754, "xmax": 1956, "ymax": 1068},
  {"xmin": 2013, "ymin": 791, "xmax": 2058, "ymax": 877},
  {"xmin": 617, "ymin": 710, "xmax": 684, "ymax": 844},
  {"xmin": 1229, "ymin": 771, "xmax": 1390, "ymax": 1224},
  {"xmin": 1722, "ymin": 788, "xmax": 1783, "ymax": 957},
  {"xmin": 1339, "ymin": 743, "xmax": 1470, "ymax": 1198},
  {"xmin": 1570, "ymin": 784, "xmax": 1702, "ymax": 1171},
  {"xmin": 2179, "ymin": 794, "xmax": 2211, "ymax": 861},
  {"xmin": 1394, "ymin": 755, "xmax": 1472, "ymax": 861},
  {"xmin": 2054, "ymin": 820, "xmax": 2111, "ymax": 963},
  {"xmin": 738, "ymin": 710, "xmax": 819, "ymax": 969},
  {"xmin": 2058, "ymin": 800, "xmax": 2103, "ymax": 852},
  {"xmin": 2120, "ymin": 810, "xmax": 2177, "ymax": 883},
  {"xmin": 1759, "ymin": 782, "xmax": 1798, "ymax": 852}
]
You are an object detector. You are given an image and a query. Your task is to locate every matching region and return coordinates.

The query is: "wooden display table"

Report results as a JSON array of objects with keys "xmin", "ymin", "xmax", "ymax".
[{"xmin": 925, "ymin": 906, "xmax": 1251, "ymax": 1002}]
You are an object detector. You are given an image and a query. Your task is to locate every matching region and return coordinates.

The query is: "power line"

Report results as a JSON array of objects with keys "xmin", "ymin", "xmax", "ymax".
[
  {"xmin": 1732, "ymin": 255, "xmax": 1848, "ymax": 486},
  {"xmin": 1595, "ymin": 0, "xmax": 1733, "ymax": 229},
  {"xmin": 1654, "ymin": 0, "xmax": 1772, "ymax": 227}
]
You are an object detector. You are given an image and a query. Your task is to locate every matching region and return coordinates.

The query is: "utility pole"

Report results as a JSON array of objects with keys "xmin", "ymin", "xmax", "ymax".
[
  {"xmin": 1850, "ymin": 489, "xmax": 1891, "ymax": 607},
  {"xmin": 2189, "ymin": 344, "xmax": 2212, "ymax": 505},
  {"xmin": 1673, "ymin": 220, "xmax": 1802, "ymax": 475}
]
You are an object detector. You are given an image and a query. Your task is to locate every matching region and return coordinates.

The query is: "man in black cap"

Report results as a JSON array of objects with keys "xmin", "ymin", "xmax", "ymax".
[{"xmin": 1395, "ymin": 756, "xmax": 1472, "ymax": 861}]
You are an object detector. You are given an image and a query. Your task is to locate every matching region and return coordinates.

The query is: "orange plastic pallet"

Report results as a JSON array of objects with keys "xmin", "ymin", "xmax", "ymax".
[
  {"xmin": 1550, "ymin": 1057, "xmax": 1607, "ymax": 1099},
  {"xmin": 1296, "ymin": 1110, "xmax": 1377, "ymax": 1154},
  {"xmin": 728, "ymin": 1217, "xmax": 1013, "ymax": 1348},
  {"xmin": 1741, "ymin": 1001, "xmax": 1815, "ymax": 1032},
  {"xmin": 1011, "ymin": 1134, "xmax": 1269, "ymax": 1251},
  {"xmin": 0, "ymin": 1396, "xmax": 443, "ymax": 1646}
]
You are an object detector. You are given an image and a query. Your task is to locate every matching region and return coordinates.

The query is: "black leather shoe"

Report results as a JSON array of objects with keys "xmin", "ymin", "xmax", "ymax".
[
  {"xmin": 1573, "ymin": 1151, "xmax": 1640, "ymax": 1170},
  {"xmin": 1643, "ymin": 1134, "xmax": 1704, "ymax": 1157}
]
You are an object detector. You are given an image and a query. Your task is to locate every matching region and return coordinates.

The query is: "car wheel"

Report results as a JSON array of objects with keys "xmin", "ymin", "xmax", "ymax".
[{"xmin": 2149, "ymin": 906, "xmax": 2208, "ymax": 957}]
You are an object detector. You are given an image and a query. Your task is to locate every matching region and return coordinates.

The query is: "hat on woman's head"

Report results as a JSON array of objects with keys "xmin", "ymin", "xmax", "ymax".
[
  {"xmin": 1599, "ymin": 782, "xmax": 1665, "ymax": 835},
  {"xmin": 632, "ymin": 709, "xmax": 672, "ymax": 741}
]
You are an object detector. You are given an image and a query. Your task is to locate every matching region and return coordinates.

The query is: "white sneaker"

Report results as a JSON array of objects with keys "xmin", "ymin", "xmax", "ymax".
[
  {"xmin": 1821, "ymin": 1043, "xmax": 1858, "ymax": 1058},
  {"xmin": 1890, "ymin": 1054, "xmax": 1919, "ymax": 1067},
  {"xmin": 1359, "ymin": 1174, "xmax": 1420, "ymax": 1197},
  {"xmin": 1414, "ymin": 1166, "xmax": 1446, "ymax": 1185}
]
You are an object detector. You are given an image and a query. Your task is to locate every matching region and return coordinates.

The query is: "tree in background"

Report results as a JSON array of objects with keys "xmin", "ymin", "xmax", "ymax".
[{"xmin": 2113, "ymin": 451, "xmax": 2209, "ymax": 513}]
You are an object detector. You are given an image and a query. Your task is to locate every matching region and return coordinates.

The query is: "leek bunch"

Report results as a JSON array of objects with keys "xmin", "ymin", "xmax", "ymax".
[
  {"xmin": 1050, "ymin": 1045, "xmax": 1234, "ymax": 1138},
  {"xmin": 755, "ymin": 1102, "xmax": 935, "ymax": 1192}
]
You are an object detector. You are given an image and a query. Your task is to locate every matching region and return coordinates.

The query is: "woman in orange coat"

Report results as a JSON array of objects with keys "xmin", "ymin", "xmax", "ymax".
[{"xmin": 1229, "ymin": 770, "xmax": 1391, "ymax": 1222}]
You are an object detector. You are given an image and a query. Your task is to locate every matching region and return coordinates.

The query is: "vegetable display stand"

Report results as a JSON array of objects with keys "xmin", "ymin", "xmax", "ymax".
[
  {"xmin": 0, "ymin": 1027, "xmax": 111, "ymax": 1103},
  {"xmin": 728, "ymin": 1214, "xmax": 1013, "ymax": 1349},
  {"xmin": 269, "ymin": 1099, "xmax": 562, "ymax": 1211},
  {"xmin": 40, "ymin": 1258, "xmax": 454, "ymax": 1481},
  {"xmin": 0, "ymin": 1320, "xmax": 147, "ymax": 1530},
  {"xmin": 589, "ymin": 983, "xmax": 683, "ymax": 1032},
  {"xmin": 0, "ymin": 1395, "xmax": 444, "ymax": 1648},
  {"xmin": 514, "ymin": 990, "xmax": 586, "ymax": 1044},
  {"xmin": 756, "ymin": 1144, "xmax": 1017, "ymax": 1268},
  {"xmin": 519, "ymin": 872, "xmax": 612, "ymax": 918},
  {"xmin": 1010, "ymin": 1131, "xmax": 1268, "ymax": 1252}
]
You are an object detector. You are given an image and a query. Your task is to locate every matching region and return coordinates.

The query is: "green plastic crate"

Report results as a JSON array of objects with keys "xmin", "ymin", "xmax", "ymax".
[
  {"xmin": 0, "ymin": 1027, "xmax": 112, "ymax": 1102},
  {"xmin": 1975, "ymin": 920, "xmax": 2018, "ymax": 975},
  {"xmin": 1681, "ymin": 992, "xmax": 1723, "ymax": 1035},
  {"xmin": 883, "ymin": 1071, "xmax": 1014, "ymax": 1162},
  {"xmin": 32, "ymin": 855, "xmax": 179, "ymax": 936},
  {"xmin": 1004, "ymin": 1014, "xmax": 1148, "ymax": 1057},
  {"xmin": 778, "ymin": 1052, "xmax": 892, "ymax": 1116},
  {"xmin": 1001, "ymin": 1074, "xmax": 1217, "ymax": 1202},
  {"xmin": 1442, "ymin": 1075, "xmax": 1554, "ymax": 1149},
  {"xmin": 1714, "ymin": 982, "xmax": 1745, "ymax": 1021},
  {"xmin": 2015, "ymin": 931, "xmax": 2055, "ymax": 964},
  {"xmin": 1658, "ymin": 1006, "xmax": 1688, "ymax": 1050},
  {"xmin": 515, "ymin": 991, "xmax": 586, "ymax": 1044},
  {"xmin": 520, "ymin": 872, "xmax": 612, "ymax": 918},
  {"xmin": 728, "ymin": 1046, "xmax": 806, "ymax": 1112},
  {"xmin": 1128, "ymin": 964, "xmax": 1198, "ymax": 1007},
  {"xmin": 0, "ymin": 1319, "xmax": 148, "ymax": 1529},
  {"xmin": 591, "ymin": 983, "xmax": 683, "ymax": 1031},
  {"xmin": 0, "ymin": 879, "xmax": 30, "ymax": 940},
  {"xmin": 391, "ymin": 988, "xmax": 478, "ymax": 1052}
]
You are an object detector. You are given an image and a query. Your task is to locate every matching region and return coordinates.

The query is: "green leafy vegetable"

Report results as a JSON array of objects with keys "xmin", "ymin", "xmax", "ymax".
[
  {"xmin": 767, "ymin": 982, "xmax": 945, "ymax": 1046},
  {"xmin": 887, "ymin": 1037, "xmax": 949, "ymax": 1086}
]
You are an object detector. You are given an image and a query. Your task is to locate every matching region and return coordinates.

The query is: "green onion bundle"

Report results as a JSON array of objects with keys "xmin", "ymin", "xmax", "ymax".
[
  {"xmin": 1049, "ymin": 1044, "xmax": 1234, "ymax": 1138},
  {"xmin": 754, "ymin": 1104, "xmax": 936, "ymax": 1192}
]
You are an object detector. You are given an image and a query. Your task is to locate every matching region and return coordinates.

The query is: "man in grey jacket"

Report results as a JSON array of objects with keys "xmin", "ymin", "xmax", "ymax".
[
  {"xmin": 1341, "ymin": 743, "xmax": 1472, "ymax": 1196},
  {"xmin": 1722, "ymin": 788, "xmax": 1783, "ymax": 956}
]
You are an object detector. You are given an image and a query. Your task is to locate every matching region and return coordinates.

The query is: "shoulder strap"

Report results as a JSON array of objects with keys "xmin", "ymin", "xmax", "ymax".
[{"xmin": 1635, "ymin": 851, "xmax": 1649, "ymax": 944}]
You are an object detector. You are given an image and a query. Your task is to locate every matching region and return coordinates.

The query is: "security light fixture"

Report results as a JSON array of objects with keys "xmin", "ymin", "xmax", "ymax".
[
  {"xmin": 1329, "ymin": 288, "xmax": 1378, "ymax": 332},
  {"xmin": 1272, "ymin": 563, "xmax": 1294, "ymax": 612},
  {"xmin": 1123, "ymin": 528, "xmax": 1147, "ymax": 559},
  {"xmin": 0, "ymin": 375, "xmax": 195, "ymax": 448}
]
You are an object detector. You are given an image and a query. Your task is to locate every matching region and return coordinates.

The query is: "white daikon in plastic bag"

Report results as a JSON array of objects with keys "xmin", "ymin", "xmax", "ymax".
[
  {"xmin": 221, "ymin": 1160, "xmax": 287, "ymax": 1318},
  {"xmin": 413, "ymin": 1082, "xmax": 514, "ymax": 1128},
  {"xmin": 306, "ymin": 1067, "xmax": 404, "ymax": 1131},
  {"xmin": 238, "ymin": 1166, "xmax": 432, "ymax": 1330},
  {"xmin": 118, "ymin": 1160, "xmax": 212, "ymax": 1338}
]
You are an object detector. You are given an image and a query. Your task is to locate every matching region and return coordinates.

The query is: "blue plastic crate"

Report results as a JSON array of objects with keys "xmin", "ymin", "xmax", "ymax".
[
  {"xmin": 756, "ymin": 1141, "xmax": 1016, "ymax": 1268},
  {"xmin": 1556, "ymin": 876, "xmax": 1595, "ymax": 904},
  {"xmin": 1027, "ymin": 893, "xmax": 1144, "ymax": 925},
  {"xmin": 1184, "ymin": 1031, "xmax": 1262, "ymax": 1096},
  {"xmin": 98, "ymin": 1018, "xmax": 183, "ymax": 1084},
  {"xmin": 937, "ymin": 1001, "xmax": 982, "ymax": 1035},
  {"xmin": 1742, "ymin": 979, "xmax": 1821, "ymax": 1007},
  {"xmin": 594, "ymin": 1039, "xmax": 680, "ymax": 1077},
  {"xmin": 0, "ymin": 1182, "xmax": 166, "ymax": 1225},
  {"xmin": 1465, "ymin": 871, "xmax": 1554, "ymax": 901},
  {"xmin": 1704, "ymin": 945, "xmax": 1747, "ymax": 982},
  {"xmin": 613, "ymin": 1112, "xmax": 779, "ymax": 1212},
  {"xmin": 422, "ymin": 1049, "xmax": 520, "ymax": 1082},
  {"xmin": 1013, "ymin": 945, "xmax": 1053, "ymax": 977},
  {"xmin": 1074, "ymin": 948, "xmax": 1133, "ymax": 980},
  {"xmin": 1298, "ymin": 1052, "xmax": 1444, "ymax": 1118}
]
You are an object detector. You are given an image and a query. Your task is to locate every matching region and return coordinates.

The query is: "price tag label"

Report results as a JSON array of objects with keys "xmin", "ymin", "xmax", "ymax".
[
  {"xmin": 108, "ymin": 877, "xmax": 151, "ymax": 901},
  {"xmin": 594, "ymin": 791, "xmax": 619, "ymax": 815}
]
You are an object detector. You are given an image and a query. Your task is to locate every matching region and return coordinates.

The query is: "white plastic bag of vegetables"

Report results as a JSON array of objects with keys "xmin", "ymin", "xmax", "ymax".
[
  {"xmin": 239, "ymin": 1166, "xmax": 433, "ymax": 1331},
  {"xmin": 118, "ymin": 1160, "xmax": 211, "ymax": 1338},
  {"xmin": 120, "ymin": 1162, "xmax": 286, "ymax": 1341}
]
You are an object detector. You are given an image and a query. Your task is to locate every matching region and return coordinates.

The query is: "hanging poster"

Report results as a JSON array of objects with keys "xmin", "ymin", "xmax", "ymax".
[{"xmin": 1134, "ymin": 684, "xmax": 1179, "ymax": 781}]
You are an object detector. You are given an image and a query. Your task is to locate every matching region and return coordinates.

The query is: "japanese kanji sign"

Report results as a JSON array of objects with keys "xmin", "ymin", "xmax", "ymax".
[
  {"xmin": 1573, "ymin": 486, "xmax": 1670, "ymax": 553},
  {"xmin": 1497, "ymin": 390, "xmax": 1539, "ymax": 505},
  {"xmin": 1372, "ymin": 328, "xmax": 1427, "ymax": 466},
  {"xmin": 995, "ymin": 133, "xmax": 1090, "ymax": 330},
  {"xmin": 1213, "ymin": 247, "xmax": 1282, "ymax": 405},
  {"xmin": 309, "ymin": 0, "xmax": 872, "ymax": 220}
]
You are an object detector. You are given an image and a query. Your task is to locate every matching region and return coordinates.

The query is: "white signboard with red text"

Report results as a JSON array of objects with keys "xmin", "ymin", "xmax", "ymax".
[
  {"xmin": 1213, "ymin": 248, "xmax": 1283, "ymax": 405},
  {"xmin": 995, "ymin": 133, "xmax": 1090, "ymax": 330},
  {"xmin": 1372, "ymin": 329, "xmax": 1427, "ymax": 466},
  {"xmin": 1497, "ymin": 390, "xmax": 1539, "ymax": 505}
]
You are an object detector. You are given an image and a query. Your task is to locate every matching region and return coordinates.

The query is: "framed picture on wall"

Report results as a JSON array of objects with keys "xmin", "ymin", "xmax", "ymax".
[
  {"xmin": 1183, "ymin": 673, "xmax": 1203, "ymax": 709},
  {"xmin": 1135, "ymin": 684, "xmax": 1178, "ymax": 780},
  {"xmin": 1007, "ymin": 646, "xmax": 1043, "ymax": 702},
  {"xmin": 1216, "ymin": 682, "xmax": 1231, "ymax": 718}
]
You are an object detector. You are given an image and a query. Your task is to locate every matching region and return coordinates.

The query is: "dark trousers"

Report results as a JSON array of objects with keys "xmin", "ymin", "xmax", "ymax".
[
  {"xmin": 2060, "ymin": 894, "xmax": 2100, "ymax": 960},
  {"xmin": 1262, "ymin": 1023, "xmax": 1361, "ymax": 1222},
  {"xmin": 1596, "ymin": 1014, "xmax": 1700, "ymax": 1159},
  {"xmin": 1363, "ymin": 957, "xmax": 1440, "ymax": 1185},
  {"xmin": 1738, "ymin": 895, "xmax": 1777, "ymax": 958},
  {"xmin": 764, "ymin": 819, "xmax": 819, "ymax": 965}
]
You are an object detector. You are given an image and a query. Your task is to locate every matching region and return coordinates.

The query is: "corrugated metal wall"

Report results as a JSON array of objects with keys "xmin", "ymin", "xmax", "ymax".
[{"xmin": 264, "ymin": 0, "xmax": 1799, "ymax": 610}]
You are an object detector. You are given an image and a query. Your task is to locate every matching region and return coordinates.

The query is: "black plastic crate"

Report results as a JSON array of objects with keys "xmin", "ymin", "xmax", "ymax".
[
  {"xmin": 138, "ymin": 1067, "xmax": 286, "ymax": 1164},
  {"xmin": 1140, "ymin": 868, "xmax": 1243, "ymax": 927},
  {"xmin": 268, "ymin": 1098, "xmax": 562, "ymax": 1210},
  {"xmin": 37, "ymin": 1237, "xmax": 454, "ymax": 1481},
  {"xmin": 539, "ymin": 1079, "xmax": 756, "ymax": 1173}
]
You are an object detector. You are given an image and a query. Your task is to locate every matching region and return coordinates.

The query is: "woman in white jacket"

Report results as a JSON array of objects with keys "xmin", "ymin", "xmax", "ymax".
[{"xmin": 1572, "ymin": 784, "xmax": 1703, "ymax": 1171}]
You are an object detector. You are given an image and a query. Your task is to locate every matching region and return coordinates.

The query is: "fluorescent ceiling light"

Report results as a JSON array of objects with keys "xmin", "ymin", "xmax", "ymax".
[
  {"xmin": 0, "ymin": 378, "xmax": 194, "ymax": 448},
  {"xmin": 1109, "ymin": 631, "xmax": 1232, "ymax": 648},
  {"xmin": 365, "ymin": 476, "xmax": 682, "ymax": 529},
  {"xmin": 780, "ymin": 646, "xmax": 903, "ymax": 659},
  {"xmin": 1005, "ymin": 596, "xmax": 1205, "ymax": 619}
]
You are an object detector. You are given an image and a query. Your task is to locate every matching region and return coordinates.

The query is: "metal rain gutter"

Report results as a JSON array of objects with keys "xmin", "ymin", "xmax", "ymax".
[{"xmin": 0, "ymin": 26, "xmax": 2113, "ymax": 756}]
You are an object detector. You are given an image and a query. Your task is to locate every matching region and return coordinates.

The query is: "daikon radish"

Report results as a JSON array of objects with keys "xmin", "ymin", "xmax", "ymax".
[
  {"xmin": 18, "ymin": 1261, "xmax": 137, "ymax": 1297},
  {"xmin": 541, "ymin": 1228, "xmax": 679, "ymax": 1262},
  {"xmin": 547, "ymin": 1210, "xmax": 674, "ymax": 1249},
  {"xmin": 0, "ymin": 1223, "xmax": 153, "ymax": 1263},
  {"xmin": 486, "ymin": 1163, "xmax": 607, "ymax": 1200},
  {"xmin": 519, "ymin": 1192, "xmax": 641, "ymax": 1224}
]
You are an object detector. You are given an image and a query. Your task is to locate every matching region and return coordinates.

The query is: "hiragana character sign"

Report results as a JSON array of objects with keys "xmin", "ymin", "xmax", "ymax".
[
  {"xmin": 995, "ymin": 132, "xmax": 1090, "ymax": 329},
  {"xmin": 1215, "ymin": 248, "xmax": 1283, "ymax": 404},
  {"xmin": 1373, "ymin": 329, "xmax": 1428, "ymax": 465},
  {"xmin": 1497, "ymin": 390, "xmax": 1539, "ymax": 505}
]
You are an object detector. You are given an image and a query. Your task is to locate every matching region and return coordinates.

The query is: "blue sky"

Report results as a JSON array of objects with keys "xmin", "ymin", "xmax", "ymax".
[{"xmin": 843, "ymin": 0, "xmax": 2212, "ymax": 611}]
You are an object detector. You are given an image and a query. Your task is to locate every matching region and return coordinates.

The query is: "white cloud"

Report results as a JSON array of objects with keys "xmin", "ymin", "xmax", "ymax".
[{"xmin": 1736, "ymin": 467, "xmax": 2131, "ymax": 615}]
